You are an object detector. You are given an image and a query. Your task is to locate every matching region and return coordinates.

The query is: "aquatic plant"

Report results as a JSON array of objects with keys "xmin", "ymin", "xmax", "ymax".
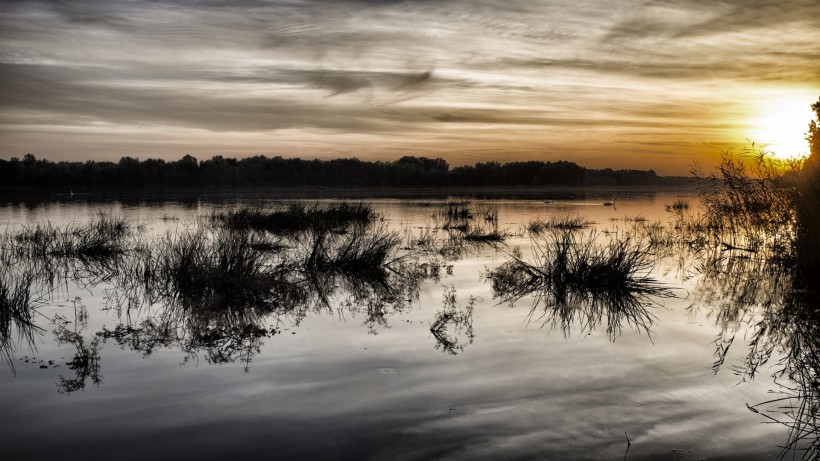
[
  {"xmin": 695, "ymin": 147, "xmax": 799, "ymax": 253},
  {"xmin": 0, "ymin": 269, "xmax": 42, "ymax": 373},
  {"xmin": 214, "ymin": 202, "xmax": 374, "ymax": 233},
  {"xmin": 12, "ymin": 212, "xmax": 132, "ymax": 260},
  {"xmin": 665, "ymin": 198, "xmax": 690, "ymax": 212},
  {"xmin": 144, "ymin": 228, "xmax": 296, "ymax": 312},
  {"xmin": 688, "ymin": 98, "xmax": 820, "ymax": 458},
  {"xmin": 302, "ymin": 225, "xmax": 401, "ymax": 275},
  {"xmin": 475, "ymin": 204, "xmax": 499, "ymax": 223},
  {"xmin": 487, "ymin": 229, "xmax": 672, "ymax": 339},
  {"xmin": 434, "ymin": 201, "xmax": 474, "ymax": 232},
  {"xmin": 527, "ymin": 215, "xmax": 591, "ymax": 234}
]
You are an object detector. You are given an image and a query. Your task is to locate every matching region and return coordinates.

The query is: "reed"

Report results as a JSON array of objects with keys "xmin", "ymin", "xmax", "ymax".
[
  {"xmin": 665, "ymin": 198, "xmax": 690, "ymax": 212},
  {"xmin": 487, "ymin": 229, "xmax": 672, "ymax": 338},
  {"xmin": 0, "ymin": 270, "xmax": 41, "ymax": 373},
  {"xmin": 145, "ymin": 228, "xmax": 294, "ymax": 312},
  {"xmin": 214, "ymin": 202, "xmax": 374, "ymax": 233},
  {"xmin": 527, "ymin": 215, "xmax": 591, "ymax": 234}
]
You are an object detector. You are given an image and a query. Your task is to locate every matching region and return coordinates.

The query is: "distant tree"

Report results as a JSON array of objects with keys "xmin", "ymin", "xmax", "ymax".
[{"xmin": 0, "ymin": 153, "xmax": 666, "ymax": 188}]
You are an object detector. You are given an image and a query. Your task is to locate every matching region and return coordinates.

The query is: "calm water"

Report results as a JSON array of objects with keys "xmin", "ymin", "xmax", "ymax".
[{"xmin": 0, "ymin": 189, "xmax": 800, "ymax": 460}]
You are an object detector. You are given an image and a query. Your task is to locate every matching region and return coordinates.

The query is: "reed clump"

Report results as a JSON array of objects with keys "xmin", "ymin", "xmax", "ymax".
[
  {"xmin": 214, "ymin": 202, "xmax": 374, "ymax": 233},
  {"xmin": 487, "ymin": 229, "xmax": 672, "ymax": 338},
  {"xmin": 665, "ymin": 199, "xmax": 690, "ymax": 212},
  {"xmin": 144, "ymin": 228, "xmax": 295, "ymax": 311},
  {"xmin": 430, "ymin": 286, "xmax": 476, "ymax": 355},
  {"xmin": 462, "ymin": 227, "xmax": 506, "ymax": 242},
  {"xmin": 0, "ymin": 270, "xmax": 41, "ymax": 372},
  {"xmin": 10, "ymin": 212, "xmax": 132, "ymax": 263},
  {"xmin": 527, "ymin": 215, "xmax": 591, "ymax": 234},
  {"xmin": 303, "ymin": 226, "xmax": 402, "ymax": 275}
]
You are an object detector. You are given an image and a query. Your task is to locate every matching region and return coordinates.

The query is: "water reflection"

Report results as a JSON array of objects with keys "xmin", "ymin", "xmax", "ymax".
[
  {"xmin": 0, "ymin": 192, "xmax": 815, "ymax": 458},
  {"xmin": 487, "ymin": 228, "xmax": 673, "ymax": 340},
  {"xmin": 0, "ymin": 268, "xmax": 42, "ymax": 374},
  {"xmin": 695, "ymin": 240, "xmax": 820, "ymax": 459},
  {"xmin": 429, "ymin": 286, "xmax": 476, "ymax": 355},
  {"xmin": 0, "ymin": 209, "xmax": 441, "ymax": 383},
  {"xmin": 681, "ymin": 168, "xmax": 820, "ymax": 459}
]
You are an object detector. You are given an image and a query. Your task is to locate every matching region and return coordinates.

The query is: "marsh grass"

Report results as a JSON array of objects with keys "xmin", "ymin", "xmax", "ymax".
[
  {"xmin": 487, "ymin": 229, "xmax": 672, "ymax": 339},
  {"xmin": 144, "ymin": 228, "xmax": 295, "ymax": 312},
  {"xmin": 214, "ymin": 202, "xmax": 374, "ymax": 233},
  {"xmin": 2, "ymin": 212, "xmax": 134, "ymax": 289},
  {"xmin": 12, "ymin": 212, "xmax": 131, "ymax": 260},
  {"xmin": 434, "ymin": 202, "xmax": 474, "ymax": 231},
  {"xmin": 303, "ymin": 225, "xmax": 401, "ymax": 275},
  {"xmin": 0, "ymin": 270, "xmax": 42, "ymax": 374},
  {"xmin": 665, "ymin": 198, "xmax": 690, "ymax": 212},
  {"xmin": 475, "ymin": 204, "xmax": 499, "ymax": 223},
  {"xmin": 696, "ymin": 149, "xmax": 799, "ymax": 253},
  {"xmin": 462, "ymin": 217, "xmax": 507, "ymax": 243},
  {"xmin": 685, "ymin": 141, "xmax": 820, "ymax": 459},
  {"xmin": 527, "ymin": 215, "xmax": 591, "ymax": 234}
]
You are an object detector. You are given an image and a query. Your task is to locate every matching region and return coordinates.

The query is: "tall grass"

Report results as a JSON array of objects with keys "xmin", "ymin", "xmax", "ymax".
[
  {"xmin": 0, "ymin": 270, "xmax": 42, "ymax": 374},
  {"xmin": 143, "ymin": 228, "xmax": 295, "ymax": 313},
  {"xmin": 12, "ymin": 212, "xmax": 132, "ymax": 261},
  {"xmin": 687, "ymin": 136, "xmax": 820, "ymax": 459},
  {"xmin": 214, "ymin": 202, "xmax": 374, "ymax": 233},
  {"xmin": 487, "ymin": 229, "xmax": 672, "ymax": 339},
  {"xmin": 527, "ymin": 215, "xmax": 591, "ymax": 234}
]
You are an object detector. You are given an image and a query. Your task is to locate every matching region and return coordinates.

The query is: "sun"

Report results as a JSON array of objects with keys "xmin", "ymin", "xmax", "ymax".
[{"xmin": 750, "ymin": 93, "xmax": 815, "ymax": 159}]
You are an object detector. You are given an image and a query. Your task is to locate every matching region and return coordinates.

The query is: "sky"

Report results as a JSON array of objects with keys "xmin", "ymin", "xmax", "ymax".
[{"xmin": 1, "ymin": 0, "xmax": 819, "ymax": 175}]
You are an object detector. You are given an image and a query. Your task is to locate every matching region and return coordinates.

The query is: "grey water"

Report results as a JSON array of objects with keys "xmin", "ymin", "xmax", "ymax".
[{"xmin": 0, "ymin": 189, "xmax": 797, "ymax": 460}]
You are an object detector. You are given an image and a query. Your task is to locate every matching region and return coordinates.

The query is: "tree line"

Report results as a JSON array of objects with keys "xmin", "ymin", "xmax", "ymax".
[{"xmin": 0, "ymin": 154, "xmax": 685, "ymax": 188}]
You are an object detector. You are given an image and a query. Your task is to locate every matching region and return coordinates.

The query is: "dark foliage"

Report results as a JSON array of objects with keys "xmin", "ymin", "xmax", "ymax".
[
  {"xmin": 0, "ymin": 154, "xmax": 677, "ymax": 188},
  {"xmin": 214, "ymin": 203, "xmax": 374, "ymax": 233}
]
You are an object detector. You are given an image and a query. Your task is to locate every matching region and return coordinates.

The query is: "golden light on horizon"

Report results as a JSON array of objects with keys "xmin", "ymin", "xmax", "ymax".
[{"xmin": 750, "ymin": 93, "xmax": 815, "ymax": 159}]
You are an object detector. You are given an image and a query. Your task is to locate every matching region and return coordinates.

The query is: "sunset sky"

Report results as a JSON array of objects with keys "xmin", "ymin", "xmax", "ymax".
[{"xmin": 1, "ymin": 0, "xmax": 819, "ymax": 175}]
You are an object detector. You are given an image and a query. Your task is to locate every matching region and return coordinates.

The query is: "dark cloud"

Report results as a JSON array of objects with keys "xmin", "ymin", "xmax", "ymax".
[{"xmin": 0, "ymin": 63, "xmax": 440, "ymax": 133}]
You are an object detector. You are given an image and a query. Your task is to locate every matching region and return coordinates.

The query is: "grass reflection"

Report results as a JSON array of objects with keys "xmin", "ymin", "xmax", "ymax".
[
  {"xmin": 487, "ymin": 228, "xmax": 672, "ymax": 340},
  {"xmin": 688, "ymin": 147, "xmax": 820, "ymax": 459}
]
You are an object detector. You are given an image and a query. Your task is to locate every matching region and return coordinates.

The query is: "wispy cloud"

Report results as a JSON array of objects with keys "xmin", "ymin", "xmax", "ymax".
[{"xmin": 1, "ymin": 0, "xmax": 818, "ymax": 173}]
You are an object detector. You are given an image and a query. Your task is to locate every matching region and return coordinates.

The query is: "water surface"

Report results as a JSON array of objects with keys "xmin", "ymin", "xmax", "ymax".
[{"xmin": 0, "ymin": 188, "xmax": 799, "ymax": 460}]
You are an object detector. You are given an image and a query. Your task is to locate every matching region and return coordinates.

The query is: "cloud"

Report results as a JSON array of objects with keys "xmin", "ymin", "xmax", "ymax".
[{"xmin": 0, "ymin": 0, "xmax": 818, "ymax": 173}]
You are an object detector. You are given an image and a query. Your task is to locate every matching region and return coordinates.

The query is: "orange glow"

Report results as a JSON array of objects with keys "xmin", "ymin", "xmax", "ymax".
[{"xmin": 749, "ymin": 92, "xmax": 815, "ymax": 160}]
